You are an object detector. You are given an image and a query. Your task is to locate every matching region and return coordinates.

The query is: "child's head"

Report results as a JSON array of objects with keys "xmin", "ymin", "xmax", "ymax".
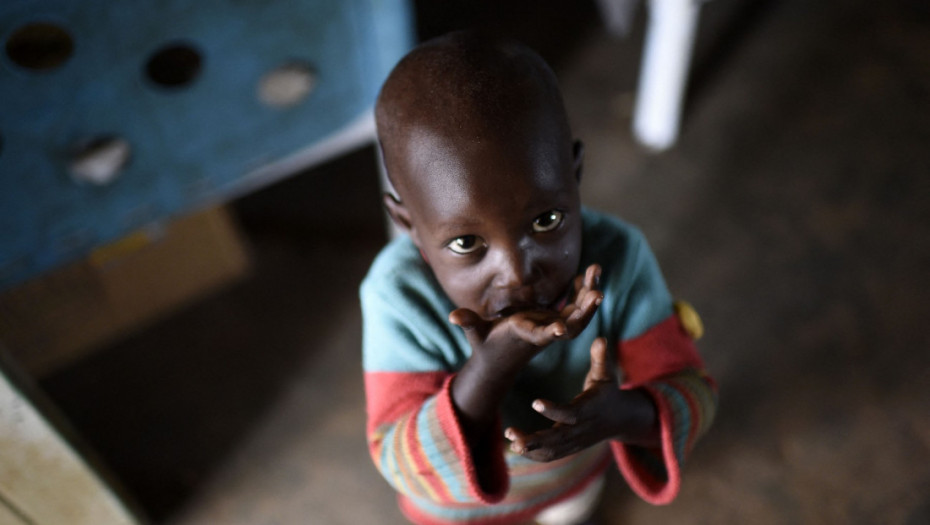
[{"xmin": 376, "ymin": 31, "xmax": 584, "ymax": 320}]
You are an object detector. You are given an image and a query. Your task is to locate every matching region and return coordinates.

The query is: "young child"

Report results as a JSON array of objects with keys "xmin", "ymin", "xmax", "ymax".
[{"xmin": 361, "ymin": 31, "xmax": 717, "ymax": 525}]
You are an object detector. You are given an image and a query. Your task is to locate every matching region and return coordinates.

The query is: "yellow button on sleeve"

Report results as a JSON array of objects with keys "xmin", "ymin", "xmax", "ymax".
[{"xmin": 673, "ymin": 300, "xmax": 704, "ymax": 340}]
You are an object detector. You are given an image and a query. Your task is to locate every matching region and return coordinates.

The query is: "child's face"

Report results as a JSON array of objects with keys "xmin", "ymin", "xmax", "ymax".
[{"xmin": 393, "ymin": 126, "xmax": 583, "ymax": 320}]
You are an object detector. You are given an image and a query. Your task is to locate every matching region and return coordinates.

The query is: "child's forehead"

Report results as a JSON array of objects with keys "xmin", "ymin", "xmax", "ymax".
[{"xmin": 399, "ymin": 125, "xmax": 575, "ymax": 222}]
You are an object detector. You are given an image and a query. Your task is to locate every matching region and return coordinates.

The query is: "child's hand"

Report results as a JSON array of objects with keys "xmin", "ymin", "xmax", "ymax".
[
  {"xmin": 448, "ymin": 264, "xmax": 604, "ymax": 374},
  {"xmin": 504, "ymin": 337, "xmax": 659, "ymax": 462},
  {"xmin": 447, "ymin": 264, "xmax": 604, "ymax": 451}
]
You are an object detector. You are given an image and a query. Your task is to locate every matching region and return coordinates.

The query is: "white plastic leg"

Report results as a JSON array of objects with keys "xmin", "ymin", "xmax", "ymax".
[{"xmin": 633, "ymin": 0, "xmax": 703, "ymax": 151}]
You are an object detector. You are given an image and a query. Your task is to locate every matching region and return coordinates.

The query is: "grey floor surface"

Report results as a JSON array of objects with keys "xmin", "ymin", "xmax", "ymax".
[{"xmin": 38, "ymin": 0, "xmax": 930, "ymax": 523}]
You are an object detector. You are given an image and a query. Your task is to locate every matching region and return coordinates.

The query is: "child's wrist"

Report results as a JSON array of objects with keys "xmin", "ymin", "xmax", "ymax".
[
  {"xmin": 613, "ymin": 388, "xmax": 660, "ymax": 446},
  {"xmin": 472, "ymin": 338, "xmax": 537, "ymax": 378}
]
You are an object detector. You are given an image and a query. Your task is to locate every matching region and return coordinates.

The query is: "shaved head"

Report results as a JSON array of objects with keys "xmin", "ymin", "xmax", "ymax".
[{"xmin": 375, "ymin": 31, "xmax": 573, "ymax": 200}]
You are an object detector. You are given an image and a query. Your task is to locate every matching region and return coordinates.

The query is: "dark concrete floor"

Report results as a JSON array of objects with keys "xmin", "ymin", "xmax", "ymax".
[{"xmin": 38, "ymin": 0, "xmax": 930, "ymax": 523}]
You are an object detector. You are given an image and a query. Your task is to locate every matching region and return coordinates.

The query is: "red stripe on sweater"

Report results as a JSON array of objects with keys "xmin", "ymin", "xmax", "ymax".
[
  {"xmin": 365, "ymin": 370, "xmax": 450, "ymax": 435},
  {"xmin": 618, "ymin": 315, "xmax": 703, "ymax": 386}
]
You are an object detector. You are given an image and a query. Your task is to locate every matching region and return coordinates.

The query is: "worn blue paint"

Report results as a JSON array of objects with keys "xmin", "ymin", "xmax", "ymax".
[{"xmin": 0, "ymin": 0, "xmax": 413, "ymax": 290}]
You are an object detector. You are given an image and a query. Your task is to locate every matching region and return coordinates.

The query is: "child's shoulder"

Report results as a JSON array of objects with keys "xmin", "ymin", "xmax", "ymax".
[
  {"xmin": 364, "ymin": 234, "xmax": 421, "ymax": 279},
  {"xmin": 580, "ymin": 207, "xmax": 649, "ymax": 265},
  {"xmin": 362, "ymin": 235, "xmax": 421, "ymax": 287},
  {"xmin": 582, "ymin": 208, "xmax": 673, "ymax": 339}
]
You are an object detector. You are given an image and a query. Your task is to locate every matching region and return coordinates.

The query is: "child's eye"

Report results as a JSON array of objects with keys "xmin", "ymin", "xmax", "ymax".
[
  {"xmin": 447, "ymin": 235, "xmax": 484, "ymax": 254},
  {"xmin": 532, "ymin": 210, "xmax": 564, "ymax": 233}
]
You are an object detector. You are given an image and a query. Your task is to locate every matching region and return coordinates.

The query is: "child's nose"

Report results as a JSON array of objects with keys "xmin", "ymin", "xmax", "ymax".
[{"xmin": 493, "ymin": 245, "xmax": 534, "ymax": 289}]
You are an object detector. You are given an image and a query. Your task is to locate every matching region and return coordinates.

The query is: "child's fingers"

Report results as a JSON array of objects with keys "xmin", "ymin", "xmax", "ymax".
[
  {"xmin": 584, "ymin": 337, "xmax": 612, "ymax": 388},
  {"xmin": 567, "ymin": 264, "xmax": 602, "ymax": 313},
  {"xmin": 588, "ymin": 337, "xmax": 610, "ymax": 378},
  {"xmin": 573, "ymin": 289, "xmax": 603, "ymax": 319},
  {"xmin": 504, "ymin": 426, "xmax": 531, "ymax": 454},
  {"xmin": 564, "ymin": 289, "xmax": 603, "ymax": 330},
  {"xmin": 583, "ymin": 264, "xmax": 601, "ymax": 290},
  {"xmin": 507, "ymin": 427, "xmax": 573, "ymax": 461},
  {"xmin": 532, "ymin": 398, "xmax": 579, "ymax": 425},
  {"xmin": 448, "ymin": 308, "xmax": 480, "ymax": 328},
  {"xmin": 573, "ymin": 274, "xmax": 586, "ymax": 295},
  {"xmin": 448, "ymin": 308, "xmax": 490, "ymax": 345},
  {"xmin": 508, "ymin": 427, "xmax": 584, "ymax": 463},
  {"xmin": 573, "ymin": 263, "xmax": 601, "ymax": 293},
  {"xmin": 511, "ymin": 316, "xmax": 565, "ymax": 346}
]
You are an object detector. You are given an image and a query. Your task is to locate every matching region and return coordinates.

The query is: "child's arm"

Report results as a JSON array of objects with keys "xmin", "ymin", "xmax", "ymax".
[
  {"xmin": 447, "ymin": 264, "xmax": 604, "ymax": 492},
  {"xmin": 610, "ymin": 314, "xmax": 717, "ymax": 504}
]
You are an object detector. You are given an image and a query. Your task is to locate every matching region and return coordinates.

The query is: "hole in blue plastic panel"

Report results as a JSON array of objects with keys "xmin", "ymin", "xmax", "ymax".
[
  {"xmin": 5, "ymin": 22, "xmax": 74, "ymax": 70},
  {"xmin": 258, "ymin": 62, "xmax": 317, "ymax": 108},
  {"xmin": 145, "ymin": 42, "xmax": 202, "ymax": 88},
  {"xmin": 69, "ymin": 136, "xmax": 132, "ymax": 186}
]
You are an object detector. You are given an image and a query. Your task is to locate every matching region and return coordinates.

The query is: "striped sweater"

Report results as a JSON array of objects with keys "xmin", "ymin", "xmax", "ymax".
[{"xmin": 361, "ymin": 209, "xmax": 717, "ymax": 524}]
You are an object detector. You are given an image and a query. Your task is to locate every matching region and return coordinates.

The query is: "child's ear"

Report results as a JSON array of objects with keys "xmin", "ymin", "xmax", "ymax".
[
  {"xmin": 383, "ymin": 193, "xmax": 416, "ymax": 239},
  {"xmin": 572, "ymin": 140, "xmax": 585, "ymax": 183}
]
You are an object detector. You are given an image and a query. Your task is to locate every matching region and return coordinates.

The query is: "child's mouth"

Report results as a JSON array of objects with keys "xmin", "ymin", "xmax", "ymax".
[
  {"xmin": 493, "ymin": 285, "xmax": 573, "ymax": 319},
  {"xmin": 553, "ymin": 285, "xmax": 572, "ymax": 311},
  {"xmin": 494, "ymin": 304, "xmax": 533, "ymax": 318}
]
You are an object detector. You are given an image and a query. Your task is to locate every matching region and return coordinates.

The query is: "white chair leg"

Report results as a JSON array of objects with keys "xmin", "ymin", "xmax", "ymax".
[{"xmin": 633, "ymin": 0, "xmax": 703, "ymax": 151}]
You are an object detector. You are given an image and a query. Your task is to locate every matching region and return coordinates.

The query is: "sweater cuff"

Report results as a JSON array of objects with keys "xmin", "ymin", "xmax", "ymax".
[
  {"xmin": 435, "ymin": 375, "xmax": 509, "ymax": 503},
  {"xmin": 611, "ymin": 383, "xmax": 681, "ymax": 505}
]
